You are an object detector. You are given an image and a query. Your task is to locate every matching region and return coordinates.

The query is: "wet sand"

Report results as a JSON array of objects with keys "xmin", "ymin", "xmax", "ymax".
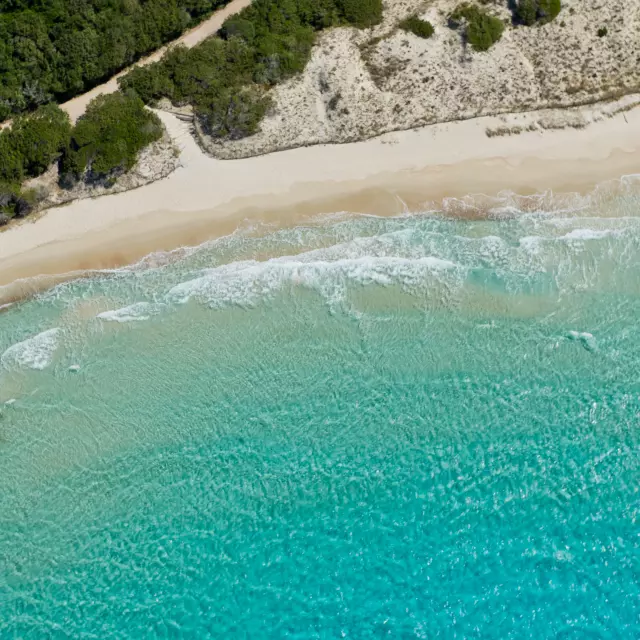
[{"xmin": 1, "ymin": 105, "xmax": 640, "ymax": 305}]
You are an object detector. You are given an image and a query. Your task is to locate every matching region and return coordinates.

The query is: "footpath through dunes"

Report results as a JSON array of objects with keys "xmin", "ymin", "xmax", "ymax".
[{"xmin": 58, "ymin": 0, "xmax": 252, "ymax": 123}]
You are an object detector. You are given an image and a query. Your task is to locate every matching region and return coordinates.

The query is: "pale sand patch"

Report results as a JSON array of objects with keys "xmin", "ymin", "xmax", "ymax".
[{"xmin": 1, "ymin": 105, "xmax": 640, "ymax": 304}]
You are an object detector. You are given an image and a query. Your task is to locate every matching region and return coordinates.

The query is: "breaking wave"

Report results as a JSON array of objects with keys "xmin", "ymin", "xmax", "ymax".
[
  {"xmin": 97, "ymin": 302, "xmax": 166, "ymax": 323},
  {"xmin": 1, "ymin": 328, "xmax": 61, "ymax": 371}
]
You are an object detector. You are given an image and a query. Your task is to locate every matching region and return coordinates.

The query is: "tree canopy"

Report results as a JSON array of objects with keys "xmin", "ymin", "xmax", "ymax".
[
  {"xmin": 120, "ymin": 0, "xmax": 384, "ymax": 141},
  {"xmin": 0, "ymin": 0, "xmax": 233, "ymax": 121},
  {"xmin": 0, "ymin": 0, "xmax": 385, "ymax": 222}
]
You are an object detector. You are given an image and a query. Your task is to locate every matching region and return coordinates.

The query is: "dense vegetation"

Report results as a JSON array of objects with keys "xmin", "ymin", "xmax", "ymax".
[
  {"xmin": 120, "ymin": 0, "xmax": 384, "ymax": 141},
  {"xmin": 449, "ymin": 3, "xmax": 505, "ymax": 51},
  {"xmin": 0, "ymin": 0, "xmax": 571, "ymax": 226},
  {"xmin": 399, "ymin": 15, "xmax": 435, "ymax": 39},
  {"xmin": 0, "ymin": 103, "xmax": 70, "ymax": 186},
  {"xmin": 0, "ymin": 0, "xmax": 384, "ymax": 224},
  {"xmin": 0, "ymin": 0, "xmax": 233, "ymax": 122},
  {"xmin": 515, "ymin": 0, "xmax": 561, "ymax": 26},
  {"xmin": 61, "ymin": 92, "xmax": 163, "ymax": 185},
  {"xmin": 0, "ymin": 93, "xmax": 161, "ymax": 221}
]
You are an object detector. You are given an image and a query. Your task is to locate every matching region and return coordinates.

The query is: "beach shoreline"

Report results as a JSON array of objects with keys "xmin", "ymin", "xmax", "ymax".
[{"xmin": 1, "ymin": 104, "xmax": 640, "ymax": 305}]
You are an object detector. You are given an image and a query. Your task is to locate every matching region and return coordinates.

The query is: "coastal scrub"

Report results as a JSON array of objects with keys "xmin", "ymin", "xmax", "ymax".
[
  {"xmin": 61, "ymin": 92, "xmax": 163, "ymax": 184},
  {"xmin": 516, "ymin": 0, "xmax": 562, "ymax": 26},
  {"xmin": 399, "ymin": 15, "xmax": 435, "ymax": 39},
  {"xmin": 449, "ymin": 4, "xmax": 505, "ymax": 51},
  {"xmin": 120, "ymin": 0, "xmax": 385, "ymax": 141},
  {"xmin": 0, "ymin": 0, "xmax": 234, "ymax": 122}
]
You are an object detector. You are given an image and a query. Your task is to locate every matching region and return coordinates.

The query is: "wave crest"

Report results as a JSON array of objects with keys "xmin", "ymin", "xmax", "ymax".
[{"xmin": 1, "ymin": 328, "xmax": 61, "ymax": 371}]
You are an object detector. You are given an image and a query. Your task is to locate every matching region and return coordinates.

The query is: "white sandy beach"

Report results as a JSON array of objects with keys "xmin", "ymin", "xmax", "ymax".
[{"xmin": 1, "ymin": 102, "xmax": 640, "ymax": 301}]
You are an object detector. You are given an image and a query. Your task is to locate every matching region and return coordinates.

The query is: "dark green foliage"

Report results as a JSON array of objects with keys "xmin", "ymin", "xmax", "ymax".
[
  {"xmin": 0, "ymin": 181, "xmax": 42, "ymax": 220},
  {"xmin": 516, "ymin": 0, "xmax": 538, "ymax": 26},
  {"xmin": 63, "ymin": 92, "xmax": 163, "ymax": 181},
  {"xmin": 597, "ymin": 26, "xmax": 608, "ymax": 37},
  {"xmin": 0, "ymin": 0, "xmax": 233, "ymax": 121},
  {"xmin": 199, "ymin": 87, "xmax": 272, "ymax": 139},
  {"xmin": 220, "ymin": 18, "xmax": 257, "ymax": 42},
  {"xmin": 538, "ymin": 0, "xmax": 561, "ymax": 22},
  {"xmin": 516, "ymin": 0, "xmax": 561, "ymax": 25},
  {"xmin": 10, "ymin": 104, "xmax": 71, "ymax": 178},
  {"xmin": 0, "ymin": 104, "xmax": 70, "ymax": 185},
  {"xmin": 450, "ymin": 4, "xmax": 504, "ymax": 51},
  {"xmin": 337, "ymin": 0, "xmax": 383, "ymax": 28},
  {"xmin": 0, "ymin": 182, "xmax": 21, "ymax": 220},
  {"xmin": 0, "ymin": 91, "xmax": 163, "ymax": 219},
  {"xmin": 121, "ymin": 0, "xmax": 384, "ymax": 142},
  {"xmin": 399, "ymin": 15, "xmax": 435, "ymax": 39}
]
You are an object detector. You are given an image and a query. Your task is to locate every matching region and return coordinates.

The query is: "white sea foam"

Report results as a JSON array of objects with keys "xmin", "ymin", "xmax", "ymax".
[
  {"xmin": 519, "ymin": 236, "xmax": 544, "ymax": 253},
  {"xmin": 562, "ymin": 229, "xmax": 618, "ymax": 241},
  {"xmin": 96, "ymin": 302, "xmax": 166, "ymax": 323},
  {"xmin": 1, "ymin": 328, "xmax": 61, "ymax": 370},
  {"xmin": 167, "ymin": 255, "xmax": 458, "ymax": 308},
  {"xmin": 568, "ymin": 330, "xmax": 597, "ymax": 352}
]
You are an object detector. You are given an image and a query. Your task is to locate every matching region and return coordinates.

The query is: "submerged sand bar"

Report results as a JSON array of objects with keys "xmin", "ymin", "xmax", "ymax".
[{"xmin": 1, "ymin": 104, "xmax": 640, "ymax": 301}]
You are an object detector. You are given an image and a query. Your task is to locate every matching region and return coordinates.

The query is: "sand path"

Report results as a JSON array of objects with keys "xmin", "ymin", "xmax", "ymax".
[{"xmin": 60, "ymin": 0, "xmax": 252, "ymax": 122}]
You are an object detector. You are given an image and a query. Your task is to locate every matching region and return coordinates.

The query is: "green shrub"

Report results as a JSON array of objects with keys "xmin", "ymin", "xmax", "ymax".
[
  {"xmin": 0, "ymin": 181, "xmax": 40, "ymax": 219},
  {"xmin": 0, "ymin": 104, "xmax": 70, "ymax": 186},
  {"xmin": 0, "ymin": 181, "xmax": 21, "ymax": 219},
  {"xmin": 120, "ymin": 0, "xmax": 386, "ymax": 142},
  {"xmin": 597, "ymin": 26, "xmax": 608, "ymax": 37},
  {"xmin": 337, "ymin": 0, "xmax": 383, "ymax": 28},
  {"xmin": 450, "ymin": 4, "xmax": 504, "ymax": 51},
  {"xmin": 9, "ymin": 104, "xmax": 71, "ymax": 179},
  {"xmin": 63, "ymin": 92, "xmax": 163, "ymax": 181},
  {"xmin": 0, "ymin": 136, "xmax": 25, "ymax": 186},
  {"xmin": 538, "ymin": 0, "xmax": 561, "ymax": 22},
  {"xmin": 399, "ymin": 15, "xmax": 435, "ymax": 39},
  {"xmin": 198, "ymin": 87, "xmax": 272, "ymax": 140},
  {"xmin": 516, "ymin": 0, "xmax": 537, "ymax": 26},
  {"xmin": 0, "ymin": 0, "xmax": 234, "ymax": 120},
  {"xmin": 219, "ymin": 18, "xmax": 256, "ymax": 42},
  {"xmin": 516, "ymin": 0, "xmax": 561, "ymax": 25}
]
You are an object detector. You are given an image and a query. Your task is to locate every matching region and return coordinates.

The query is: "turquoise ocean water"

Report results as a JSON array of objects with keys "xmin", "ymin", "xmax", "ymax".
[{"xmin": 1, "ymin": 184, "xmax": 639, "ymax": 637}]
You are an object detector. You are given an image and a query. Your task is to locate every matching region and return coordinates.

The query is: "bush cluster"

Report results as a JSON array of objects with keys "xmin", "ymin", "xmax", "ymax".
[
  {"xmin": 62, "ymin": 93, "xmax": 163, "ymax": 184},
  {"xmin": 449, "ymin": 4, "xmax": 505, "ymax": 51},
  {"xmin": 0, "ymin": 93, "xmax": 162, "ymax": 220},
  {"xmin": 0, "ymin": 0, "xmax": 233, "ymax": 122},
  {"xmin": 0, "ymin": 104, "xmax": 71, "ymax": 187},
  {"xmin": 399, "ymin": 15, "xmax": 435, "ymax": 39},
  {"xmin": 0, "ymin": 0, "xmax": 385, "ymax": 223},
  {"xmin": 120, "ymin": 0, "xmax": 384, "ymax": 142},
  {"xmin": 516, "ymin": 0, "xmax": 561, "ymax": 26}
]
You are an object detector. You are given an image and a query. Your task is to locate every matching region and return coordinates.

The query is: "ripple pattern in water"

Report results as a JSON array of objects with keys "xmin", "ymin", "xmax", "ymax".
[{"xmin": 1, "ymin": 201, "xmax": 639, "ymax": 638}]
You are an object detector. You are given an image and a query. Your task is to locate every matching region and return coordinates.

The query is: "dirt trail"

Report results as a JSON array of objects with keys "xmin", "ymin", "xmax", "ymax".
[{"xmin": 60, "ymin": 0, "xmax": 252, "ymax": 122}]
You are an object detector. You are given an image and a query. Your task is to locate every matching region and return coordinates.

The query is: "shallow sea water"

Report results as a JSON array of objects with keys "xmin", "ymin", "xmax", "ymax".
[{"xmin": 1, "ymin": 184, "xmax": 639, "ymax": 637}]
